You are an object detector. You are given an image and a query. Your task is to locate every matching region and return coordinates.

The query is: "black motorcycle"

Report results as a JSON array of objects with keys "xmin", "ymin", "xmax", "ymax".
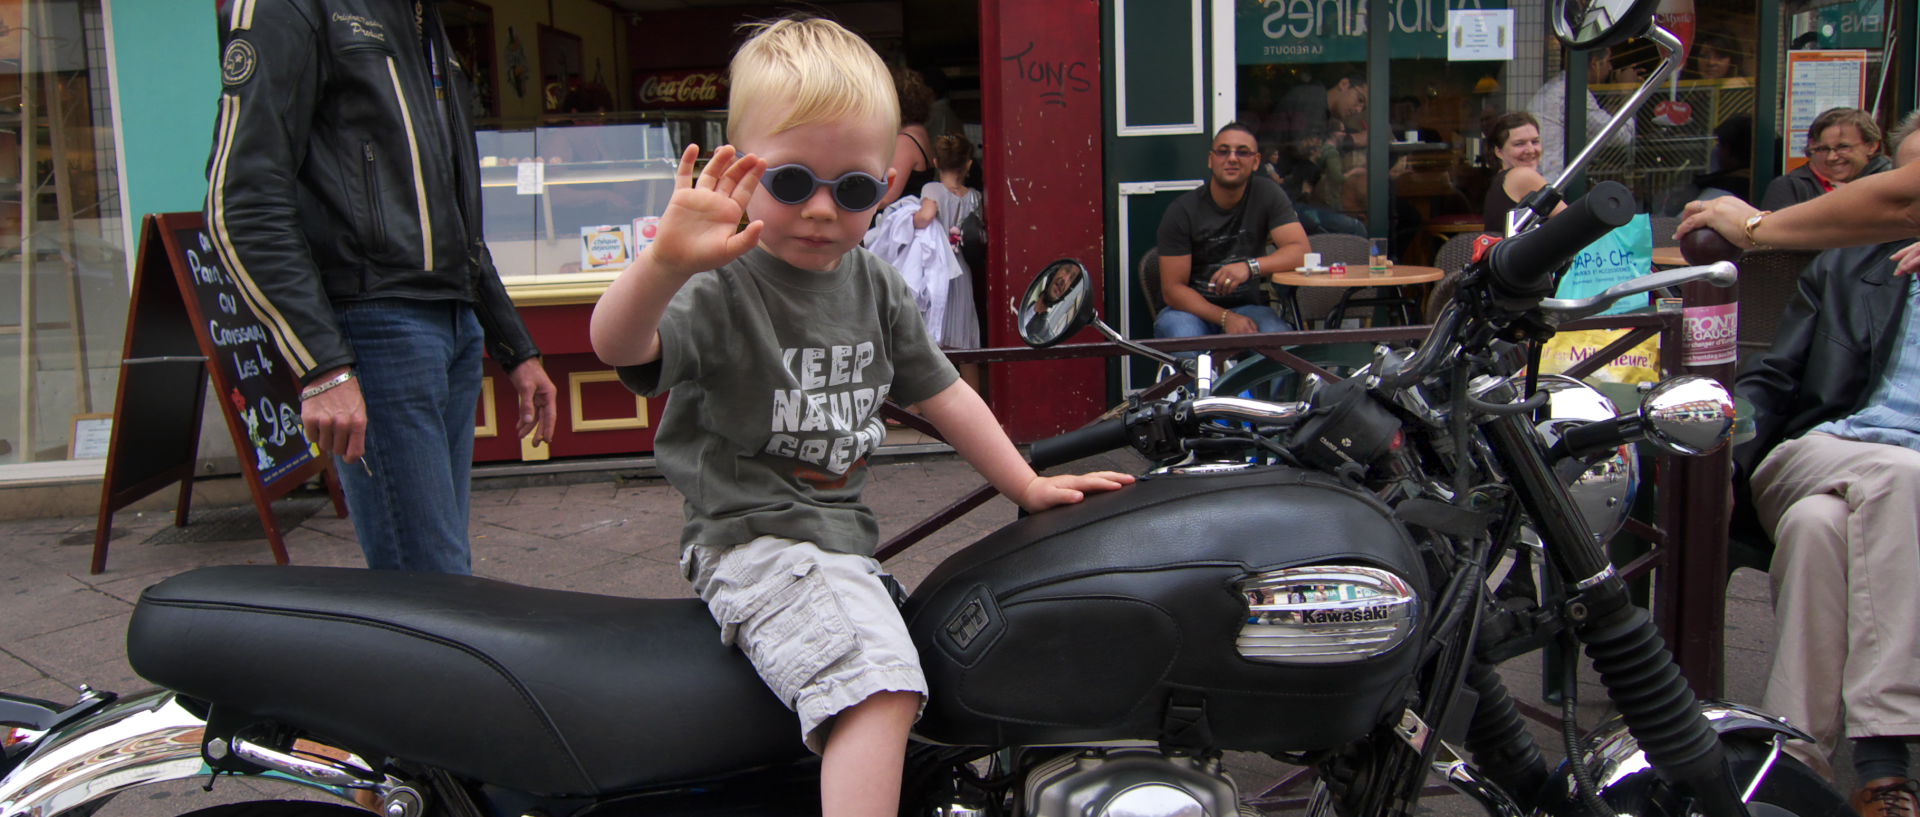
[{"xmin": 0, "ymin": 2, "xmax": 1849, "ymax": 817}]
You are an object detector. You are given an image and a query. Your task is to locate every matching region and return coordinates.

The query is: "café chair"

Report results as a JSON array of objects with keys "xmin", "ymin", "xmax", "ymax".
[{"xmin": 1734, "ymin": 249, "xmax": 1819, "ymax": 354}]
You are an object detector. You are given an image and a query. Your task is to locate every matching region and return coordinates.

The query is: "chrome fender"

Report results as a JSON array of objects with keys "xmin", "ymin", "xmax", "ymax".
[
  {"xmin": 1, "ymin": 690, "xmax": 354, "ymax": 817},
  {"xmin": 1542, "ymin": 700, "xmax": 1816, "ymax": 814}
]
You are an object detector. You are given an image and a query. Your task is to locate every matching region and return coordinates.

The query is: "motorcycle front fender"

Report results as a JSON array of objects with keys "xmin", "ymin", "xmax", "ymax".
[
  {"xmin": 1, "ymin": 689, "xmax": 355, "ymax": 817},
  {"xmin": 1543, "ymin": 700, "xmax": 1816, "ymax": 812}
]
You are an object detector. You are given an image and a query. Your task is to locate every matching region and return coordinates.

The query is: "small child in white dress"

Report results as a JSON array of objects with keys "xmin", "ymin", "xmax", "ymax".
[{"xmin": 913, "ymin": 133, "xmax": 983, "ymax": 391}]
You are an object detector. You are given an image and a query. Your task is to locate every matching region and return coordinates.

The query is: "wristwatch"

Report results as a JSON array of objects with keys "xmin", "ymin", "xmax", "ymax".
[
  {"xmin": 1246, "ymin": 257, "xmax": 1262, "ymax": 280},
  {"xmin": 1743, "ymin": 210, "xmax": 1772, "ymax": 250}
]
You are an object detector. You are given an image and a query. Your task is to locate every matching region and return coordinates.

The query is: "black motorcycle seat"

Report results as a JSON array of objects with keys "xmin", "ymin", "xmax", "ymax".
[{"xmin": 128, "ymin": 565, "xmax": 807, "ymax": 796}]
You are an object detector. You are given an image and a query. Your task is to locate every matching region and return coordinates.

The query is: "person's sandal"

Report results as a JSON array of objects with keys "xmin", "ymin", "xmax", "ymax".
[{"xmin": 1850, "ymin": 777, "xmax": 1920, "ymax": 817}]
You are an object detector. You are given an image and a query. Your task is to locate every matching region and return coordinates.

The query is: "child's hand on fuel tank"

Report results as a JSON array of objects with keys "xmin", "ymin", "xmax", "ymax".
[
  {"xmin": 1016, "ymin": 471, "xmax": 1136, "ymax": 513},
  {"xmin": 650, "ymin": 143, "xmax": 765, "ymax": 277}
]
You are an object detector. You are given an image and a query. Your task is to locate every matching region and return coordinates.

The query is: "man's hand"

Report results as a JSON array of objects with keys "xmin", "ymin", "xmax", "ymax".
[
  {"xmin": 648, "ymin": 143, "xmax": 766, "ymax": 277},
  {"xmin": 1014, "ymin": 471, "xmax": 1136, "ymax": 513},
  {"xmin": 508, "ymin": 357, "xmax": 558, "ymax": 446},
  {"xmin": 1207, "ymin": 260, "xmax": 1253, "ymax": 294},
  {"xmin": 302, "ymin": 366, "xmax": 367, "ymax": 463},
  {"xmin": 1220, "ymin": 310, "xmax": 1258, "ymax": 334}
]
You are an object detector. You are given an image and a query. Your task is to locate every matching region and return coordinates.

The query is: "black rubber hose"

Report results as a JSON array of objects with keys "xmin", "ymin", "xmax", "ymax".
[
  {"xmin": 1576, "ymin": 603, "xmax": 1728, "ymax": 785},
  {"xmin": 1463, "ymin": 659, "xmax": 1551, "ymax": 810}
]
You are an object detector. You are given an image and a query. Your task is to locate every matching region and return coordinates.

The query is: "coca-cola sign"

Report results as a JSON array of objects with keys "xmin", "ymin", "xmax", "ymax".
[{"xmin": 634, "ymin": 69, "xmax": 728, "ymax": 109}]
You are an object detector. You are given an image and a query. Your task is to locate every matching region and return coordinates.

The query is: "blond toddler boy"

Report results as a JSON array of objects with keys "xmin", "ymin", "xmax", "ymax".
[{"xmin": 588, "ymin": 17, "xmax": 1132, "ymax": 816}]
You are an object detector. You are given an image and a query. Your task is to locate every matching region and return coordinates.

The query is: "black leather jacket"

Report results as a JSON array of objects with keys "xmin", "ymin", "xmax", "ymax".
[
  {"xmin": 207, "ymin": 0, "xmax": 538, "ymax": 385},
  {"xmin": 1730, "ymin": 239, "xmax": 1915, "ymax": 537}
]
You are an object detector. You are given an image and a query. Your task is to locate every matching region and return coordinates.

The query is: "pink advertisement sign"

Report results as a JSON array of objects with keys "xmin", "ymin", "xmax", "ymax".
[{"xmin": 1682, "ymin": 301, "xmax": 1739, "ymax": 366}]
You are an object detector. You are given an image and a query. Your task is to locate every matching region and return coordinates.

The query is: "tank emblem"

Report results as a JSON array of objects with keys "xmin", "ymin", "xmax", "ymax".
[
  {"xmin": 1300, "ymin": 605, "xmax": 1394, "ymax": 624},
  {"xmin": 946, "ymin": 599, "xmax": 991, "ymax": 650}
]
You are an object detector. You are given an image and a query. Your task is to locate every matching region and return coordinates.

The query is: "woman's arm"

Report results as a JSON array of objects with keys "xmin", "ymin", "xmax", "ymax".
[
  {"xmin": 1677, "ymin": 161, "xmax": 1920, "ymax": 252},
  {"xmin": 1504, "ymin": 167, "xmax": 1568, "ymax": 217}
]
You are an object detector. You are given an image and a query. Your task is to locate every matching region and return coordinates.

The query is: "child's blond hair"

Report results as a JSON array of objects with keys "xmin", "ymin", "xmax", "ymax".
[{"xmin": 728, "ymin": 16, "xmax": 898, "ymax": 143}]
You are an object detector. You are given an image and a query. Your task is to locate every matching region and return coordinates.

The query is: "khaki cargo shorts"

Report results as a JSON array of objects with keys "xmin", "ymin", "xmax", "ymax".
[{"xmin": 682, "ymin": 536, "xmax": 926, "ymax": 752}]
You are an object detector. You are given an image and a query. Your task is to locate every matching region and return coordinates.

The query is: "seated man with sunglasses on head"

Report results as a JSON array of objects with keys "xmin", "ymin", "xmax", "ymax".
[
  {"xmin": 1154, "ymin": 122, "xmax": 1312, "ymax": 353},
  {"xmin": 588, "ymin": 18, "xmax": 1133, "ymax": 817}
]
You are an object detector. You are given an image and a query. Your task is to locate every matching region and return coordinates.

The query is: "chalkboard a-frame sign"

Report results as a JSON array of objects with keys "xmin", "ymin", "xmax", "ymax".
[{"xmin": 91, "ymin": 212, "xmax": 345, "ymax": 574}]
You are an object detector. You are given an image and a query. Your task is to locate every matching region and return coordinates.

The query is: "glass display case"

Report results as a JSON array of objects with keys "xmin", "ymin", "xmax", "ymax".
[{"xmin": 475, "ymin": 111, "xmax": 728, "ymax": 295}]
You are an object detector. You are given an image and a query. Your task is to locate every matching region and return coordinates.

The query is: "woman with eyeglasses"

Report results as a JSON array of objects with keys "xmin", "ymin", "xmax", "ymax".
[
  {"xmin": 1760, "ymin": 107, "xmax": 1889, "ymax": 211},
  {"xmin": 1482, "ymin": 111, "xmax": 1566, "ymax": 235}
]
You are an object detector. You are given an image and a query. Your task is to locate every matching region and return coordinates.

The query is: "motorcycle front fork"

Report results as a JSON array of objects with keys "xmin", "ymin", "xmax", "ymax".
[{"xmin": 1467, "ymin": 411, "xmax": 1753, "ymax": 817}]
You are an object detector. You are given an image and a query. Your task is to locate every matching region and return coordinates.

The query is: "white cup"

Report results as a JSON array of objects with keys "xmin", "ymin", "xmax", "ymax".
[{"xmin": 1303, "ymin": 252, "xmax": 1322, "ymax": 269}]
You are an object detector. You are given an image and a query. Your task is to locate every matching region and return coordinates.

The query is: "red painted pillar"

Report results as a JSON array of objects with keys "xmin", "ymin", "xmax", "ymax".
[{"xmin": 980, "ymin": 0, "xmax": 1107, "ymax": 443}]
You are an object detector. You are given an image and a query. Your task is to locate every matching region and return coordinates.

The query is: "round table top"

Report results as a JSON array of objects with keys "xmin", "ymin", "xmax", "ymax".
[
  {"xmin": 1651, "ymin": 247, "xmax": 1690, "ymax": 267},
  {"xmin": 1270, "ymin": 265, "xmax": 1445, "ymax": 287}
]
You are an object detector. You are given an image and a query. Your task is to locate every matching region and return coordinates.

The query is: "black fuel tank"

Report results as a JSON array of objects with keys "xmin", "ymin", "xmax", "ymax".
[{"xmin": 904, "ymin": 466, "xmax": 1428, "ymax": 751}]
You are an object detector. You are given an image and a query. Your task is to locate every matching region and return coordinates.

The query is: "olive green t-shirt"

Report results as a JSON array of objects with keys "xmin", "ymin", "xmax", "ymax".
[{"xmin": 619, "ymin": 246, "xmax": 959, "ymax": 555}]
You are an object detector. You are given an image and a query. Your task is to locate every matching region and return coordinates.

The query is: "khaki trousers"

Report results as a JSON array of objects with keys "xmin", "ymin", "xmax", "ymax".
[{"xmin": 1752, "ymin": 432, "xmax": 1920, "ymax": 779}]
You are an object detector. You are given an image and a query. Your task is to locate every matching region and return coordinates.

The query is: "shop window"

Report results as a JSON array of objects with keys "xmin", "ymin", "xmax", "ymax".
[{"xmin": 0, "ymin": 0, "xmax": 128, "ymax": 466}]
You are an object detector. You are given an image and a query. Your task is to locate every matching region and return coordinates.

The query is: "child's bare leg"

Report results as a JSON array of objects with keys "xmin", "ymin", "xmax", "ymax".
[{"xmin": 820, "ymin": 690, "xmax": 920, "ymax": 817}]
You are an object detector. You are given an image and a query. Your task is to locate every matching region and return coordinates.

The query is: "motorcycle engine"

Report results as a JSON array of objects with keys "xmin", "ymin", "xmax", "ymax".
[{"xmin": 1018, "ymin": 748, "xmax": 1245, "ymax": 817}]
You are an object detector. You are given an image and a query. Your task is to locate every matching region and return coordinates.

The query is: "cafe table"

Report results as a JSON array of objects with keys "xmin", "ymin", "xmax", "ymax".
[
  {"xmin": 1651, "ymin": 246, "xmax": 1691, "ymax": 268},
  {"xmin": 1269, "ymin": 265, "xmax": 1446, "ymax": 328}
]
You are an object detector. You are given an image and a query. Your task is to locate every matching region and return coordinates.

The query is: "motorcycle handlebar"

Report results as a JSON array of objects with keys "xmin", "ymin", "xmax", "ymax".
[
  {"xmin": 1484, "ymin": 181, "xmax": 1637, "ymax": 303},
  {"xmin": 1029, "ymin": 417, "xmax": 1131, "ymax": 470}
]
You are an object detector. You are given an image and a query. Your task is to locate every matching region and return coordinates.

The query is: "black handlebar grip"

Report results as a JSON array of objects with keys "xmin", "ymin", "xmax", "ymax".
[
  {"xmin": 1556, "ymin": 415, "xmax": 1636, "ymax": 460},
  {"xmin": 1029, "ymin": 417, "xmax": 1130, "ymax": 470},
  {"xmin": 1485, "ymin": 181, "xmax": 1637, "ymax": 301}
]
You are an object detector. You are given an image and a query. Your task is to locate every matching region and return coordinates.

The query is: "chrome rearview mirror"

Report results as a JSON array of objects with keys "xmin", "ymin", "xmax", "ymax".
[
  {"xmin": 1013, "ymin": 258, "xmax": 1183, "ymax": 368},
  {"xmin": 1016, "ymin": 259, "xmax": 1096, "ymax": 348},
  {"xmin": 1552, "ymin": 0, "xmax": 1660, "ymax": 51},
  {"xmin": 1637, "ymin": 375, "xmax": 1735, "ymax": 456}
]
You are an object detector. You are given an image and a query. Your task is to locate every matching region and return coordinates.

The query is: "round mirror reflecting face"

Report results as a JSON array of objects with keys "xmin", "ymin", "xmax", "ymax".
[
  {"xmin": 1016, "ymin": 259, "xmax": 1094, "ymax": 347},
  {"xmin": 1552, "ymin": 0, "xmax": 1658, "ymax": 51},
  {"xmin": 1638, "ymin": 375, "xmax": 1735, "ymax": 456}
]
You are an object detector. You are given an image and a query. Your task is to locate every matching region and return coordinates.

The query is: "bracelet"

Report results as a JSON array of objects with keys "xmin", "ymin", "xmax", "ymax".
[
  {"xmin": 300, "ymin": 369, "xmax": 354, "ymax": 401},
  {"xmin": 1220, "ymin": 309, "xmax": 1231, "ymax": 326},
  {"xmin": 1743, "ymin": 210, "xmax": 1772, "ymax": 250}
]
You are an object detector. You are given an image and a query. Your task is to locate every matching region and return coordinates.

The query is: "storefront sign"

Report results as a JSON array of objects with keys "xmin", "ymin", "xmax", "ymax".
[
  {"xmin": 1237, "ymin": 0, "xmax": 1510, "ymax": 64},
  {"xmin": 633, "ymin": 69, "xmax": 728, "ymax": 109},
  {"xmin": 1815, "ymin": 0, "xmax": 1884, "ymax": 50}
]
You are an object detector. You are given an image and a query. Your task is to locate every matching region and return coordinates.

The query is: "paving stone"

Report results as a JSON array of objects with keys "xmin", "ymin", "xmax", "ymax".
[
  {"xmin": 0, "ymin": 577, "xmax": 135, "ymax": 645},
  {"xmin": 0, "ymin": 647, "xmax": 47, "ymax": 687},
  {"xmin": 14, "ymin": 615, "xmax": 138, "ymax": 689}
]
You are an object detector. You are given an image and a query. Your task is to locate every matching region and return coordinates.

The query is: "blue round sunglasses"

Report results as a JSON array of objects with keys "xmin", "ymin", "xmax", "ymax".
[{"xmin": 759, "ymin": 163, "xmax": 886, "ymax": 212}]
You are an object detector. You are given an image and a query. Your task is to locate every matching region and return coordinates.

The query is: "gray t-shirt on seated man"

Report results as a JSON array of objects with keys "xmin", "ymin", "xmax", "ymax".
[
  {"xmin": 619, "ymin": 246, "xmax": 957, "ymax": 557},
  {"xmin": 1157, "ymin": 176, "xmax": 1301, "ymax": 307}
]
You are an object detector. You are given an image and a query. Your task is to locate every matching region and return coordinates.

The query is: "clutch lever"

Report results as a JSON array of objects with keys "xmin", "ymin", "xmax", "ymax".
[{"xmin": 1537, "ymin": 261, "xmax": 1737, "ymax": 323}]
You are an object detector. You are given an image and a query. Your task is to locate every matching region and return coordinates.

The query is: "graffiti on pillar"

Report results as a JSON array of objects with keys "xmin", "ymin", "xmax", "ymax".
[{"xmin": 1003, "ymin": 42, "xmax": 1091, "ymax": 108}]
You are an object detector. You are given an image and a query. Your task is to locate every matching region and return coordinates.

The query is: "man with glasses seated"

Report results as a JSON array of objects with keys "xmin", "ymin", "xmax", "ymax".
[
  {"xmin": 1153, "ymin": 123, "xmax": 1311, "ymax": 352},
  {"xmin": 1761, "ymin": 107, "xmax": 1890, "ymax": 211}
]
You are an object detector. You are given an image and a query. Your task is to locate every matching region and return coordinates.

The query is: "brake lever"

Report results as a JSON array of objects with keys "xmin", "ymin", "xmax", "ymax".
[{"xmin": 1537, "ymin": 261, "xmax": 1736, "ymax": 322}]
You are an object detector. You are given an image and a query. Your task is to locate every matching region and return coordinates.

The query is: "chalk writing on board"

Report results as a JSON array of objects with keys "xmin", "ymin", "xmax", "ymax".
[{"xmin": 176, "ymin": 227, "xmax": 316, "ymax": 484}]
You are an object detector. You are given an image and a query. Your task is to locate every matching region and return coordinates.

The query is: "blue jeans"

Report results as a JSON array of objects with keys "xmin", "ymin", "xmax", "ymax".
[
  {"xmin": 334, "ymin": 299, "xmax": 484, "ymax": 574},
  {"xmin": 1154, "ymin": 305, "xmax": 1293, "ymax": 359}
]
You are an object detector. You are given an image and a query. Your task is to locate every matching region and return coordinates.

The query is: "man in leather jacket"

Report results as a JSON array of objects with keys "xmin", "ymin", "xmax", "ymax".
[
  {"xmin": 1733, "ymin": 116, "xmax": 1920, "ymax": 815},
  {"xmin": 207, "ymin": 0, "xmax": 556, "ymax": 573}
]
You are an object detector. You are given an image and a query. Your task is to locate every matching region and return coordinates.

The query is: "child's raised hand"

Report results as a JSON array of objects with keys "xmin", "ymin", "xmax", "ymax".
[
  {"xmin": 649, "ymin": 144, "xmax": 766, "ymax": 276},
  {"xmin": 1015, "ymin": 471, "xmax": 1136, "ymax": 513}
]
